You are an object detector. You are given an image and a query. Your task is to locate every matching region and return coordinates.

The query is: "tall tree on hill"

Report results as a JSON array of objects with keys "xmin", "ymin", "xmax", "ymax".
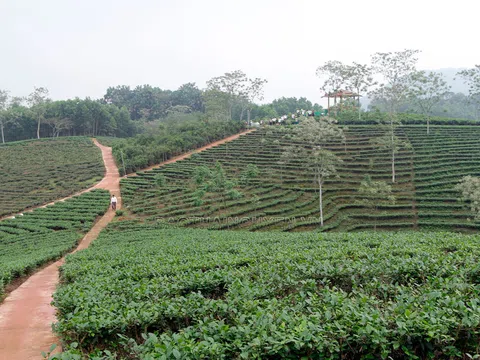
[
  {"xmin": 407, "ymin": 71, "xmax": 451, "ymax": 135},
  {"xmin": 0, "ymin": 90, "xmax": 9, "ymax": 143},
  {"xmin": 282, "ymin": 117, "xmax": 345, "ymax": 226},
  {"xmin": 344, "ymin": 62, "xmax": 376, "ymax": 120},
  {"xmin": 370, "ymin": 49, "xmax": 420, "ymax": 116},
  {"xmin": 369, "ymin": 50, "xmax": 419, "ymax": 183},
  {"xmin": 170, "ymin": 83, "xmax": 204, "ymax": 112},
  {"xmin": 245, "ymin": 77, "xmax": 268, "ymax": 124},
  {"xmin": 207, "ymin": 70, "xmax": 249, "ymax": 121},
  {"xmin": 457, "ymin": 65, "xmax": 480, "ymax": 120},
  {"xmin": 316, "ymin": 60, "xmax": 348, "ymax": 116},
  {"xmin": 370, "ymin": 117, "xmax": 411, "ymax": 184},
  {"xmin": 27, "ymin": 87, "xmax": 50, "ymax": 139}
]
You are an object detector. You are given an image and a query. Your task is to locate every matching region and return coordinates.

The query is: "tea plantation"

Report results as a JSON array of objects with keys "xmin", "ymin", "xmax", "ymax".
[
  {"xmin": 0, "ymin": 137, "xmax": 104, "ymax": 217},
  {"xmin": 54, "ymin": 224, "xmax": 480, "ymax": 358},
  {"xmin": 0, "ymin": 189, "xmax": 109, "ymax": 298},
  {"xmin": 121, "ymin": 125, "xmax": 480, "ymax": 232}
]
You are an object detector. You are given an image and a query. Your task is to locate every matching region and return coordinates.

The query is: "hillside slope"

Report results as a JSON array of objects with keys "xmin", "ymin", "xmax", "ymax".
[
  {"xmin": 0, "ymin": 138, "xmax": 104, "ymax": 217},
  {"xmin": 120, "ymin": 125, "xmax": 480, "ymax": 232}
]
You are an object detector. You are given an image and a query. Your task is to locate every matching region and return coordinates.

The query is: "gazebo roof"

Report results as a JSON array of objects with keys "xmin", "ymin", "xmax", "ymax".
[{"xmin": 322, "ymin": 90, "xmax": 361, "ymax": 98}]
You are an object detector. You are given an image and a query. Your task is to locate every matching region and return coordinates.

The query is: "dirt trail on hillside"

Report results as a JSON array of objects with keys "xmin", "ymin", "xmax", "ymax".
[
  {"xmin": 0, "ymin": 130, "xmax": 254, "ymax": 359},
  {"xmin": 134, "ymin": 129, "xmax": 255, "ymax": 174},
  {"xmin": 0, "ymin": 139, "xmax": 121, "ymax": 359},
  {"xmin": 0, "ymin": 141, "xmax": 110, "ymax": 222}
]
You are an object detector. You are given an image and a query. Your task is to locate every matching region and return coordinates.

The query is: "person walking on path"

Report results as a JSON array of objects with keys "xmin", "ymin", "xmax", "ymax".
[{"xmin": 111, "ymin": 194, "xmax": 117, "ymax": 210}]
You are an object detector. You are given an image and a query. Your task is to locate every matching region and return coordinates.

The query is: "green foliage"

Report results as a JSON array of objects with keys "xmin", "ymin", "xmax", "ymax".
[
  {"xmin": 53, "ymin": 227, "xmax": 480, "ymax": 358},
  {"xmin": 0, "ymin": 138, "xmax": 104, "ymax": 217},
  {"xmin": 109, "ymin": 119, "xmax": 244, "ymax": 175},
  {"xmin": 120, "ymin": 125, "xmax": 480, "ymax": 232},
  {"xmin": 455, "ymin": 176, "xmax": 480, "ymax": 220},
  {"xmin": 154, "ymin": 173, "xmax": 167, "ymax": 187},
  {"xmin": 115, "ymin": 210, "xmax": 125, "ymax": 217},
  {"xmin": 240, "ymin": 164, "xmax": 259, "ymax": 186},
  {"xmin": 0, "ymin": 190, "xmax": 109, "ymax": 298}
]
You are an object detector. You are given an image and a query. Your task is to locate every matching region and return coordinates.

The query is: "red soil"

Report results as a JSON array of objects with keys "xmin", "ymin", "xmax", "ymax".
[
  {"xmin": 136, "ymin": 129, "xmax": 255, "ymax": 173},
  {"xmin": 0, "ymin": 130, "xmax": 253, "ymax": 359},
  {"xmin": 0, "ymin": 139, "xmax": 120, "ymax": 359}
]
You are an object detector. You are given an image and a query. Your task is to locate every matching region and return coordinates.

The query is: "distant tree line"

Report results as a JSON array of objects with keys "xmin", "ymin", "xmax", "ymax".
[{"xmin": 0, "ymin": 70, "xmax": 322, "ymax": 143}]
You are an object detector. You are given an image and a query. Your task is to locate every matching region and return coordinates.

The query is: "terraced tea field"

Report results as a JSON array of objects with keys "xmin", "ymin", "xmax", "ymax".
[
  {"xmin": 121, "ymin": 126, "xmax": 480, "ymax": 232},
  {"xmin": 54, "ymin": 224, "xmax": 480, "ymax": 358},
  {"xmin": 0, "ymin": 189, "xmax": 109, "ymax": 297},
  {"xmin": 0, "ymin": 138, "xmax": 104, "ymax": 217}
]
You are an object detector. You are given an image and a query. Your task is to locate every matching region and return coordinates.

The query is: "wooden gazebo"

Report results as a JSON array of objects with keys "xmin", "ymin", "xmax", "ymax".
[{"xmin": 322, "ymin": 90, "xmax": 361, "ymax": 115}]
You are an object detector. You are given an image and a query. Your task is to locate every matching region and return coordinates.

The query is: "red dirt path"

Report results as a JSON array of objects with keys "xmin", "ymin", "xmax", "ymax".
[
  {"xmin": 0, "ymin": 130, "xmax": 253, "ymax": 359},
  {"xmin": 0, "ymin": 139, "xmax": 121, "ymax": 360},
  {"xmin": 135, "ymin": 129, "xmax": 255, "ymax": 173}
]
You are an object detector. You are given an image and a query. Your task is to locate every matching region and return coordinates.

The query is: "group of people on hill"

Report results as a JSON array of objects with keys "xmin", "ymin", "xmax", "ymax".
[{"xmin": 249, "ymin": 109, "xmax": 317, "ymax": 128}]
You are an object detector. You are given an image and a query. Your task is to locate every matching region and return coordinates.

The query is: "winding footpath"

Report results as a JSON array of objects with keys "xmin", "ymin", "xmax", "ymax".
[
  {"xmin": 138, "ymin": 129, "xmax": 256, "ymax": 173},
  {"xmin": 0, "ymin": 130, "xmax": 254, "ymax": 359},
  {"xmin": 0, "ymin": 139, "xmax": 121, "ymax": 360}
]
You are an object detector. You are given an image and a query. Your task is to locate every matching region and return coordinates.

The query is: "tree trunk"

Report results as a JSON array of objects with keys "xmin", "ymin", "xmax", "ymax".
[
  {"xmin": 392, "ymin": 146, "xmax": 395, "ymax": 183},
  {"xmin": 0, "ymin": 122, "xmax": 4, "ymax": 144},
  {"xmin": 37, "ymin": 117, "xmax": 41, "ymax": 139},
  {"xmin": 358, "ymin": 95, "xmax": 361, "ymax": 121},
  {"xmin": 240, "ymin": 108, "xmax": 245, "ymax": 122},
  {"xmin": 318, "ymin": 178, "xmax": 324, "ymax": 226},
  {"xmin": 427, "ymin": 116, "xmax": 430, "ymax": 135},
  {"xmin": 247, "ymin": 109, "xmax": 251, "ymax": 125}
]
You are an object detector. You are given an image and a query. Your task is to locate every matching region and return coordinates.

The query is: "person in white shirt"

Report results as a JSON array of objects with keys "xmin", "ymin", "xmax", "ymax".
[{"xmin": 111, "ymin": 195, "xmax": 118, "ymax": 210}]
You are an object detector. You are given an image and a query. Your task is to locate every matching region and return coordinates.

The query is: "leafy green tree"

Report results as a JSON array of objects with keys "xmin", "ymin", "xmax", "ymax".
[
  {"xmin": 240, "ymin": 164, "xmax": 260, "ymax": 186},
  {"xmin": 171, "ymin": 83, "xmax": 204, "ymax": 112},
  {"xmin": 204, "ymin": 162, "xmax": 237, "ymax": 209},
  {"xmin": 27, "ymin": 87, "xmax": 50, "ymax": 139},
  {"xmin": 194, "ymin": 165, "xmax": 212, "ymax": 185},
  {"xmin": 203, "ymin": 89, "xmax": 231, "ymax": 121},
  {"xmin": 457, "ymin": 65, "xmax": 480, "ymax": 120},
  {"xmin": 357, "ymin": 175, "xmax": 395, "ymax": 231},
  {"xmin": 407, "ymin": 71, "xmax": 451, "ymax": 134},
  {"xmin": 282, "ymin": 117, "xmax": 345, "ymax": 226},
  {"xmin": 154, "ymin": 174, "xmax": 167, "ymax": 187},
  {"xmin": 455, "ymin": 176, "xmax": 480, "ymax": 220}
]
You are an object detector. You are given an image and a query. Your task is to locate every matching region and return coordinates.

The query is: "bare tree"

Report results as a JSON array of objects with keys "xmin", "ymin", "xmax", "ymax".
[
  {"xmin": 282, "ymin": 117, "xmax": 345, "ymax": 226},
  {"xmin": 316, "ymin": 60, "xmax": 348, "ymax": 116},
  {"xmin": 0, "ymin": 90, "xmax": 8, "ymax": 144},
  {"xmin": 369, "ymin": 50, "xmax": 419, "ymax": 183},
  {"xmin": 44, "ymin": 117, "xmax": 73, "ymax": 138},
  {"xmin": 408, "ymin": 71, "xmax": 451, "ymax": 134},
  {"xmin": 206, "ymin": 70, "xmax": 248, "ymax": 121},
  {"xmin": 27, "ymin": 87, "xmax": 50, "ymax": 139},
  {"xmin": 344, "ymin": 63, "xmax": 376, "ymax": 120},
  {"xmin": 245, "ymin": 77, "xmax": 268, "ymax": 124},
  {"xmin": 370, "ymin": 49, "xmax": 420, "ymax": 115}
]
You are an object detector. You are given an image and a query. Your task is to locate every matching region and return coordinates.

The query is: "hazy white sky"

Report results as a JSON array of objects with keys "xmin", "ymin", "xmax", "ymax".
[{"xmin": 1, "ymin": 0, "xmax": 479, "ymax": 105}]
